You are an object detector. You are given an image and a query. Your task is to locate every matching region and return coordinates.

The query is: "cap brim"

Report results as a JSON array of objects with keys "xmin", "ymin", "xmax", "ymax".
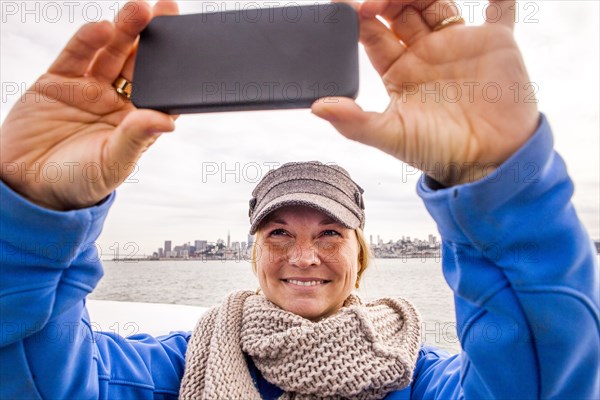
[{"xmin": 250, "ymin": 193, "xmax": 361, "ymax": 234}]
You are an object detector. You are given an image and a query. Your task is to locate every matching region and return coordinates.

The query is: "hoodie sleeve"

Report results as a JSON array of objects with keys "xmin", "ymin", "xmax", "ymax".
[
  {"xmin": 0, "ymin": 182, "xmax": 190, "ymax": 399},
  {"xmin": 414, "ymin": 114, "xmax": 600, "ymax": 399}
]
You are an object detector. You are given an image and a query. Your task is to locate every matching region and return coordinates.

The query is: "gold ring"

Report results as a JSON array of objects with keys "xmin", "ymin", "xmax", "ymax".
[
  {"xmin": 112, "ymin": 76, "xmax": 132, "ymax": 99},
  {"xmin": 433, "ymin": 15, "xmax": 465, "ymax": 32}
]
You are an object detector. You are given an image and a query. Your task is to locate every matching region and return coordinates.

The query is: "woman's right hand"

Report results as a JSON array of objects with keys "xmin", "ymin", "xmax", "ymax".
[{"xmin": 0, "ymin": 0, "xmax": 179, "ymax": 211}]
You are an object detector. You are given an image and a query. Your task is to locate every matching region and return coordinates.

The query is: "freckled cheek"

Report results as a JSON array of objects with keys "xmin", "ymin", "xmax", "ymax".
[
  {"xmin": 258, "ymin": 242, "xmax": 291, "ymax": 263},
  {"xmin": 335, "ymin": 250, "xmax": 358, "ymax": 285},
  {"xmin": 256, "ymin": 262, "xmax": 284, "ymax": 309},
  {"xmin": 316, "ymin": 243, "xmax": 341, "ymax": 263},
  {"xmin": 256, "ymin": 263, "xmax": 273, "ymax": 285},
  {"xmin": 256, "ymin": 248, "xmax": 285, "ymax": 287}
]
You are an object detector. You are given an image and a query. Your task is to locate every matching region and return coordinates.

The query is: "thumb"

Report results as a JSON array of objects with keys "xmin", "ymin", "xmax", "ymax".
[
  {"xmin": 311, "ymin": 97, "xmax": 405, "ymax": 157},
  {"xmin": 106, "ymin": 109, "xmax": 175, "ymax": 180}
]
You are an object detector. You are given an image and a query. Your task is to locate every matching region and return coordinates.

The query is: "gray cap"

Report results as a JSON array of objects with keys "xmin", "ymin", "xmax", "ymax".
[{"xmin": 249, "ymin": 161, "xmax": 365, "ymax": 234}]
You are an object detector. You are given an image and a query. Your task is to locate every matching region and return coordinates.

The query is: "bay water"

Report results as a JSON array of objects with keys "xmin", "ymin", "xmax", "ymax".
[{"xmin": 90, "ymin": 258, "xmax": 460, "ymax": 353}]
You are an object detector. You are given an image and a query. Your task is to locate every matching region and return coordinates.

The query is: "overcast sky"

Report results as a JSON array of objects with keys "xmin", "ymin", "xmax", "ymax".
[{"xmin": 2, "ymin": 0, "xmax": 598, "ymax": 257}]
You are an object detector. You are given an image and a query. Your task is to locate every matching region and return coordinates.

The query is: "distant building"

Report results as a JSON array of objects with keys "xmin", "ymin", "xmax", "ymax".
[
  {"xmin": 164, "ymin": 240, "xmax": 172, "ymax": 254},
  {"xmin": 158, "ymin": 248, "xmax": 163, "ymax": 258},
  {"xmin": 227, "ymin": 231, "xmax": 231, "ymax": 249},
  {"xmin": 195, "ymin": 240, "xmax": 207, "ymax": 253},
  {"xmin": 248, "ymin": 234, "xmax": 254, "ymax": 248},
  {"xmin": 173, "ymin": 245, "xmax": 183, "ymax": 258}
]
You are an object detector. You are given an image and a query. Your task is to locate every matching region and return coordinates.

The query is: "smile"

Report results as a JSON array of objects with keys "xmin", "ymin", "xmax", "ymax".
[{"xmin": 281, "ymin": 279, "xmax": 331, "ymax": 287}]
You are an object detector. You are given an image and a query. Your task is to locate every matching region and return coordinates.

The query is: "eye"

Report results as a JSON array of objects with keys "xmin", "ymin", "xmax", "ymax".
[
  {"xmin": 321, "ymin": 229, "xmax": 341, "ymax": 237},
  {"xmin": 269, "ymin": 228, "xmax": 288, "ymax": 237}
]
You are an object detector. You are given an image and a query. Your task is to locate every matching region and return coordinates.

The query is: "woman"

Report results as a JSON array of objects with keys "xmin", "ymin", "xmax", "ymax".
[{"xmin": 0, "ymin": 0, "xmax": 598, "ymax": 399}]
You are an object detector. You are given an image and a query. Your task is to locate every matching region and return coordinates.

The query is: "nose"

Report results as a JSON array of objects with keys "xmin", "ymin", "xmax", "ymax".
[{"xmin": 287, "ymin": 240, "xmax": 321, "ymax": 268}]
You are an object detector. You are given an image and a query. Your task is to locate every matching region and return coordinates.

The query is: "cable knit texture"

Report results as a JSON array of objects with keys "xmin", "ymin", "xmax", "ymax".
[{"xmin": 180, "ymin": 290, "xmax": 421, "ymax": 400}]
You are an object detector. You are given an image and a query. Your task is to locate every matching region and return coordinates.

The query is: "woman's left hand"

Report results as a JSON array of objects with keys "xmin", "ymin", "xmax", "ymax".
[
  {"xmin": 312, "ymin": 0, "xmax": 539, "ymax": 186},
  {"xmin": 0, "ymin": 0, "xmax": 179, "ymax": 211}
]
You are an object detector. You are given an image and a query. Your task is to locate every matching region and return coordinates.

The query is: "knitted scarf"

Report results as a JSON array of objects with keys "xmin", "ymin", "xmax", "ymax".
[{"xmin": 180, "ymin": 290, "xmax": 421, "ymax": 400}]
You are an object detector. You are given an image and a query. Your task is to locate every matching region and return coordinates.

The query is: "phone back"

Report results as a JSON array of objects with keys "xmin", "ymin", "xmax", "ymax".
[{"xmin": 132, "ymin": 4, "xmax": 359, "ymax": 114}]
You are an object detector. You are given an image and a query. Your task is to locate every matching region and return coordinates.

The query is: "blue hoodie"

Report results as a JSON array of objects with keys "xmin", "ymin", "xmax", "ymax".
[{"xmin": 1, "ymin": 114, "xmax": 598, "ymax": 399}]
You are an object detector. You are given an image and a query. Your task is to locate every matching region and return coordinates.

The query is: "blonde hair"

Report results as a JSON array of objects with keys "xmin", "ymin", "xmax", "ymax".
[
  {"xmin": 354, "ymin": 228, "xmax": 370, "ymax": 288},
  {"xmin": 251, "ymin": 227, "xmax": 370, "ymax": 289}
]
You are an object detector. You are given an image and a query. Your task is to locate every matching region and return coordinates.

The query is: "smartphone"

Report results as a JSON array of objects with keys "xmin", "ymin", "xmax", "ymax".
[{"xmin": 131, "ymin": 3, "xmax": 359, "ymax": 114}]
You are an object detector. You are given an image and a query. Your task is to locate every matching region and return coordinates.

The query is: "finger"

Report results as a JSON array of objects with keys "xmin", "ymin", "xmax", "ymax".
[
  {"xmin": 360, "ymin": 0, "xmax": 396, "ymax": 19},
  {"xmin": 312, "ymin": 98, "xmax": 404, "ymax": 156},
  {"xmin": 419, "ymin": 0, "xmax": 461, "ymax": 29},
  {"xmin": 361, "ymin": 0, "xmax": 435, "ymax": 21},
  {"xmin": 106, "ymin": 109, "xmax": 175, "ymax": 173},
  {"xmin": 152, "ymin": 0, "xmax": 180, "ymax": 15},
  {"xmin": 47, "ymin": 21, "xmax": 114, "ymax": 77},
  {"xmin": 121, "ymin": 0, "xmax": 180, "ymax": 81},
  {"xmin": 486, "ymin": 0, "xmax": 516, "ymax": 30},
  {"xmin": 392, "ymin": 6, "xmax": 431, "ymax": 46},
  {"xmin": 363, "ymin": 0, "xmax": 462, "ymax": 31},
  {"xmin": 89, "ymin": 0, "xmax": 153, "ymax": 82},
  {"xmin": 360, "ymin": 17, "xmax": 407, "ymax": 76}
]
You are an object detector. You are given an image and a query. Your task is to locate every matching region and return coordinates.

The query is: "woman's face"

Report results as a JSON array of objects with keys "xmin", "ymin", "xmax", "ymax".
[{"xmin": 255, "ymin": 205, "xmax": 359, "ymax": 321}]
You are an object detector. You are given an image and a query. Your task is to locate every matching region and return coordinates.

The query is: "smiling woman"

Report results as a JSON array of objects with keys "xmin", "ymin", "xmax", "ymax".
[
  {"xmin": 248, "ymin": 162, "xmax": 372, "ymax": 321},
  {"xmin": 251, "ymin": 162, "xmax": 366, "ymax": 321}
]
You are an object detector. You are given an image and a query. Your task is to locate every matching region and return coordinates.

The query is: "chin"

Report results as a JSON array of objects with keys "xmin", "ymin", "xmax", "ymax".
[{"xmin": 280, "ymin": 299, "xmax": 326, "ymax": 321}]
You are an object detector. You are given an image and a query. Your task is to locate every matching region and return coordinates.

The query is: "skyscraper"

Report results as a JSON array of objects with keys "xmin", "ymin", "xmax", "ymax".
[{"xmin": 164, "ymin": 240, "xmax": 172, "ymax": 253}]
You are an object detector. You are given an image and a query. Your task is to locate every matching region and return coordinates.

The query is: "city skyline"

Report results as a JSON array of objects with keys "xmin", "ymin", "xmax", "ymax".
[
  {"xmin": 142, "ymin": 232, "xmax": 441, "ymax": 259},
  {"xmin": 112, "ymin": 230, "xmax": 600, "ymax": 260}
]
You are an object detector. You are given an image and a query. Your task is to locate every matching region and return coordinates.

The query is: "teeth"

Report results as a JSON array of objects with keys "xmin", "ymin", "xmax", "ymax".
[{"xmin": 286, "ymin": 279, "xmax": 326, "ymax": 287}]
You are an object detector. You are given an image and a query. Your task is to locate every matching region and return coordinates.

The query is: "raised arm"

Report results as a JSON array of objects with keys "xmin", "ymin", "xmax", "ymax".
[
  {"xmin": 313, "ymin": 0, "xmax": 599, "ymax": 398},
  {"xmin": 414, "ymin": 113, "xmax": 599, "ymax": 398},
  {"xmin": 0, "ymin": 1, "xmax": 192, "ymax": 398}
]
